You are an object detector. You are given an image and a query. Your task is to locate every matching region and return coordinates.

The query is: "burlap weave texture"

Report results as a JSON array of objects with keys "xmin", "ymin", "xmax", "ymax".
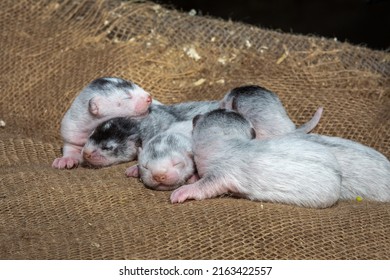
[{"xmin": 0, "ymin": 0, "xmax": 389, "ymax": 259}]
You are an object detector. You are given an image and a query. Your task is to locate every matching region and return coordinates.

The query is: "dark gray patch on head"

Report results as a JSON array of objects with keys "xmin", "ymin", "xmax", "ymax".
[
  {"xmin": 147, "ymin": 134, "xmax": 165, "ymax": 159},
  {"xmin": 114, "ymin": 78, "xmax": 135, "ymax": 90},
  {"xmin": 89, "ymin": 77, "xmax": 134, "ymax": 91},
  {"xmin": 204, "ymin": 108, "xmax": 249, "ymax": 125},
  {"xmin": 90, "ymin": 117, "xmax": 139, "ymax": 142},
  {"xmin": 227, "ymin": 85, "xmax": 278, "ymax": 110},
  {"xmin": 229, "ymin": 85, "xmax": 270, "ymax": 97},
  {"xmin": 166, "ymin": 134, "xmax": 180, "ymax": 148},
  {"xmin": 90, "ymin": 77, "xmax": 113, "ymax": 88},
  {"xmin": 89, "ymin": 117, "xmax": 141, "ymax": 156},
  {"xmin": 145, "ymin": 133, "xmax": 186, "ymax": 160},
  {"xmin": 195, "ymin": 109, "xmax": 254, "ymax": 139},
  {"xmin": 90, "ymin": 77, "xmax": 119, "ymax": 90}
]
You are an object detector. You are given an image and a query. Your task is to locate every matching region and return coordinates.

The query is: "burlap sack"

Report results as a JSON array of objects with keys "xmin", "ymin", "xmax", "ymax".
[{"xmin": 0, "ymin": 0, "xmax": 389, "ymax": 259}]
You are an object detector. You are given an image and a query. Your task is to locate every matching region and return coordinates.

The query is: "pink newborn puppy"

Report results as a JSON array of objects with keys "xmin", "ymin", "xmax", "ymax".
[{"xmin": 52, "ymin": 77, "xmax": 152, "ymax": 169}]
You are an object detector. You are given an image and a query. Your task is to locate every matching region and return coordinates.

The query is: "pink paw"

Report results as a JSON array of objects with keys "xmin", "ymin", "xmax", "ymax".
[
  {"xmin": 52, "ymin": 157, "xmax": 80, "ymax": 169},
  {"xmin": 125, "ymin": 165, "xmax": 139, "ymax": 177},
  {"xmin": 170, "ymin": 184, "xmax": 196, "ymax": 203}
]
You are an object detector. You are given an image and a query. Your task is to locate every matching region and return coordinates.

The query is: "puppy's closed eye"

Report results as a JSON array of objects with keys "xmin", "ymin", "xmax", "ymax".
[{"xmin": 173, "ymin": 162, "xmax": 184, "ymax": 168}]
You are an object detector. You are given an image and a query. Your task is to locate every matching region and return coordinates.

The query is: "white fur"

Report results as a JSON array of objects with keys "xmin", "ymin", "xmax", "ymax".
[
  {"xmin": 220, "ymin": 86, "xmax": 322, "ymax": 138},
  {"xmin": 171, "ymin": 110, "xmax": 342, "ymax": 208},
  {"xmin": 300, "ymin": 134, "xmax": 390, "ymax": 202},
  {"xmin": 52, "ymin": 77, "xmax": 152, "ymax": 169}
]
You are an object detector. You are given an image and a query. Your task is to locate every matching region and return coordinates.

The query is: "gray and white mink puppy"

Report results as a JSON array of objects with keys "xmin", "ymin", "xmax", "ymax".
[
  {"xmin": 170, "ymin": 109, "xmax": 342, "ymax": 208},
  {"xmin": 220, "ymin": 85, "xmax": 323, "ymax": 138},
  {"xmin": 125, "ymin": 120, "xmax": 198, "ymax": 190},
  {"xmin": 81, "ymin": 104, "xmax": 177, "ymax": 167},
  {"xmin": 223, "ymin": 86, "xmax": 390, "ymax": 202},
  {"xmin": 52, "ymin": 77, "xmax": 153, "ymax": 169},
  {"xmin": 82, "ymin": 101, "xmax": 219, "ymax": 168}
]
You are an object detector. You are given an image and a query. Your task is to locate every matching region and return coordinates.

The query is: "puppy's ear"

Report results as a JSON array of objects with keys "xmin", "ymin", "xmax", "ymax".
[
  {"xmin": 125, "ymin": 164, "xmax": 140, "ymax": 178},
  {"xmin": 231, "ymin": 96, "xmax": 238, "ymax": 111},
  {"xmin": 250, "ymin": 128, "xmax": 256, "ymax": 139},
  {"xmin": 88, "ymin": 97, "xmax": 100, "ymax": 116},
  {"xmin": 134, "ymin": 138, "xmax": 142, "ymax": 148},
  {"xmin": 187, "ymin": 150, "xmax": 194, "ymax": 160},
  {"xmin": 192, "ymin": 114, "xmax": 202, "ymax": 128}
]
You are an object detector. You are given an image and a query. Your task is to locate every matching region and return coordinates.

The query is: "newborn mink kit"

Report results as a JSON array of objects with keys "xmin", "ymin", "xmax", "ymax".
[
  {"xmin": 82, "ymin": 117, "xmax": 142, "ymax": 168},
  {"xmin": 54, "ymin": 80, "xmax": 390, "ymax": 208},
  {"xmin": 52, "ymin": 77, "xmax": 153, "ymax": 169}
]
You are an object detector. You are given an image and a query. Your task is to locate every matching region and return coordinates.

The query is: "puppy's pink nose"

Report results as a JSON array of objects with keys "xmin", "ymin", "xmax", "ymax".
[
  {"xmin": 153, "ymin": 173, "xmax": 166, "ymax": 183},
  {"xmin": 146, "ymin": 95, "xmax": 152, "ymax": 104},
  {"xmin": 83, "ymin": 149, "xmax": 96, "ymax": 160},
  {"xmin": 83, "ymin": 151, "xmax": 91, "ymax": 159}
]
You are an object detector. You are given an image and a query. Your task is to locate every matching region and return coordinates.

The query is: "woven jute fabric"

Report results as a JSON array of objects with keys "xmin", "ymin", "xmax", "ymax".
[{"xmin": 0, "ymin": 0, "xmax": 389, "ymax": 259}]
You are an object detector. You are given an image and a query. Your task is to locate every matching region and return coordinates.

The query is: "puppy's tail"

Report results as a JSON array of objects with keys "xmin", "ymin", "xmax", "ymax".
[{"xmin": 296, "ymin": 107, "xmax": 323, "ymax": 133}]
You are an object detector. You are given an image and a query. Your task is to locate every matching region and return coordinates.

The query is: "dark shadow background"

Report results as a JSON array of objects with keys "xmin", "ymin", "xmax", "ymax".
[{"xmin": 156, "ymin": 0, "xmax": 390, "ymax": 50}]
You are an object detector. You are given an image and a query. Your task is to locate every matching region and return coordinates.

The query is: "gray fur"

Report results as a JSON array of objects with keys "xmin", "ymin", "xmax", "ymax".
[
  {"xmin": 298, "ymin": 134, "xmax": 390, "ymax": 202},
  {"xmin": 82, "ymin": 117, "xmax": 141, "ymax": 168},
  {"xmin": 171, "ymin": 109, "xmax": 342, "ymax": 208},
  {"xmin": 129, "ymin": 101, "xmax": 219, "ymax": 187},
  {"xmin": 82, "ymin": 104, "xmax": 178, "ymax": 167},
  {"xmin": 83, "ymin": 101, "xmax": 218, "ymax": 168},
  {"xmin": 128, "ymin": 121, "xmax": 195, "ymax": 191},
  {"xmin": 220, "ymin": 85, "xmax": 322, "ymax": 138}
]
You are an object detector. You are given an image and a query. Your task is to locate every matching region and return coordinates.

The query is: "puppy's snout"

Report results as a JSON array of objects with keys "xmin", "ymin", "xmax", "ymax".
[
  {"xmin": 146, "ymin": 95, "xmax": 152, "ymax": 104},
  {"xmin": 83, "ymin": 149, "xmax": 95, "ymax": 160},
  {"xmin": 153, "ymin": 173, "xmax": 167, "ymax": 183},
  {"xmin": 83, "ymin": 151, "xmax": 91, "ymax": 159}
]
